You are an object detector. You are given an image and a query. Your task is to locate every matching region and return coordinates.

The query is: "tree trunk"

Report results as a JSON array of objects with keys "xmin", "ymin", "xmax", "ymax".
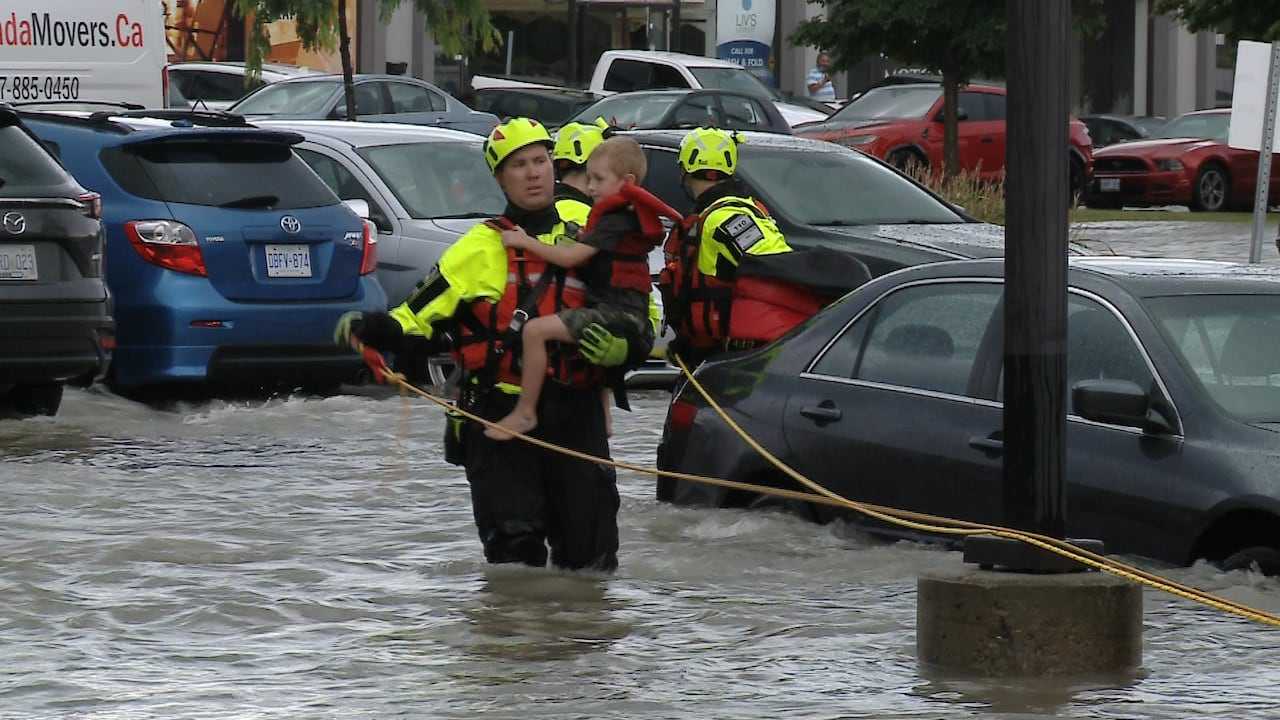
[
  {"xmin": 337, "ymin": 0, "xmax": 357, "ymax": 121},
  {"xmin": 942, "ymin": 69, "xmax": 961, "ymax": 180}
]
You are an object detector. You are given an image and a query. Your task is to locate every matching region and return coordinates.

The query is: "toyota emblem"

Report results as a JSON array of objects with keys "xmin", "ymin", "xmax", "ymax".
[
  {"xmin": 2, "ymin": 212, "xmax": 26, "ymax": 235},
  {"xmin": 280, "ymin": 215, "xmax": 302, "ymax": 234}
]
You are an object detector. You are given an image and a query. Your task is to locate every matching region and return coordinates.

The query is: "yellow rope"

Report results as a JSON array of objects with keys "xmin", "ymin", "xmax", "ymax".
[{"xmin": 357, "ymin": 343, "xmax": 1280, "ymax": 628}]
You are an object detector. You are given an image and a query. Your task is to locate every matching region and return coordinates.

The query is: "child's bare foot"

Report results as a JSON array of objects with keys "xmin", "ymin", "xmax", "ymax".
[{"xmin": 485, "ymin": 410, "xmax": 538, "ymax": 441}]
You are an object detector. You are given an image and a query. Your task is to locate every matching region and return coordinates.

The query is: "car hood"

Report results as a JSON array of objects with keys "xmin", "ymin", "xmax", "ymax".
[
  {"xmin": 793, "ymin": 117, "xmax": 904, "ymax": 136},
  {"xmin": 775, "ymin": 102, "xmax": 833, "ymax": 127},
  {"xmin": 821, "ymin": 222, "xmax": 1005, "ymax": 258},
  {"xmin": 1094, "ymin": 137, "xmax": 1222, "ymax": 157},
  {"xmin": 399, "ymin": 218, "xmax": 486, "ymax": 237}
]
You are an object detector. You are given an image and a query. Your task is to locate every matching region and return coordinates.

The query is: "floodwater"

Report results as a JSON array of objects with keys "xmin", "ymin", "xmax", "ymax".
[
  {"xmin": 4, "ymin": 384, "xmax": 1280, "ymax": 719},
  {"xmin": 6, "ymin": 220, "xmax": 1280, "ymax": 718}
]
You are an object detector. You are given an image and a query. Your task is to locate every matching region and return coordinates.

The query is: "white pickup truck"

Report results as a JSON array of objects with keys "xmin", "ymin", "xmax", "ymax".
[{"xmin": 472, "ymin": 50, "xmax": 830, "ymax": 127}]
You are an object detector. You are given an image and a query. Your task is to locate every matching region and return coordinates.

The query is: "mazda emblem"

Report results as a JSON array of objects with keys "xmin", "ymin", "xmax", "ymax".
[
  {"xmin": 280, "ymin": 215, "xmax": 302, "ymax": 234},
  {"xmin": 2, "ymin": 212, "xmax": 26, "ymax": 235}
]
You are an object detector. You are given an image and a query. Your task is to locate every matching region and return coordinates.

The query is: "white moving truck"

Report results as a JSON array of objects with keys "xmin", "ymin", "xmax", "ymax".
[{"xmin": 0, "ymin": 0, "xmax": 166, "ymax": 108}]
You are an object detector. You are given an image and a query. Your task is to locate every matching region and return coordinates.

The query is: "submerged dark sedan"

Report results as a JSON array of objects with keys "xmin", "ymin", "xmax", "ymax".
[{"xmin": 657, "ymin": 257, "xmax": 1280, "ymax": 573}]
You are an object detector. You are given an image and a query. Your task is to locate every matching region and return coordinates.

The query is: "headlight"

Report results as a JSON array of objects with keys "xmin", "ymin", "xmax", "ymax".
[
  {"xmin": 1155, "ymin": 158, "xmax": 1184, "ymax": 172},
  {"xmin": 841, "ymin": 134, "xmax": 878, "ymax": 146}
]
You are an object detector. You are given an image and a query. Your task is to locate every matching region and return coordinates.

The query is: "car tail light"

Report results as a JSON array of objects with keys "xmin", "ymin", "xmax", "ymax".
[
  {"xmin": 124, "ymin": 220, "xmax": 206, "ymax": 276},
  {"xmin": 668, "ymin": 397, "xmax": 699, "ymax": 433},
  {"xmin": 161, "ymin": 65, "xmax": 169, "ymax": 106},
  {"xmin": 359, "ymin": 219, "xmax": 377, "ymax": 275},
  {"xmin": 78, "ymin": 191, "xmax": 102, "ymax": 220}
]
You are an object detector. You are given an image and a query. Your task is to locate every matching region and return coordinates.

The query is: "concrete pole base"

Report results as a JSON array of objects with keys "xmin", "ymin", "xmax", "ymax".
[{"xmin": 918, "ymin": 567, "xmax": 1143, "ymax": 676}]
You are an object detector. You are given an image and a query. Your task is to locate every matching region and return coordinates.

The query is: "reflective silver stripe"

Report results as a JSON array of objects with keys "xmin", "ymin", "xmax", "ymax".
[{"xmin": 506, "ymin": 272, "xmax": 587, "ymax": 290}]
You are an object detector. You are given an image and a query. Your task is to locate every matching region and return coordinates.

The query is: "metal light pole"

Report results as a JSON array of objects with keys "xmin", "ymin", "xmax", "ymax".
[{"xmin": 1248, "ymin": 44, "xmax": 1280, "ymax": 264}]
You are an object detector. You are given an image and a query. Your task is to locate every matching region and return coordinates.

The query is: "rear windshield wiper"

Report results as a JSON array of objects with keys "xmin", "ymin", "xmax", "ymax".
[{"xmin": 219, "ymin": 194, "xmax": 280, "ymax": 209}]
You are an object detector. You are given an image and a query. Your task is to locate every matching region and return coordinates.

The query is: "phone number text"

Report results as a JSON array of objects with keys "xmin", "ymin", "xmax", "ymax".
[{"xmin": 0, "ymin": 75, "xmax": 81, "ymax": 102}]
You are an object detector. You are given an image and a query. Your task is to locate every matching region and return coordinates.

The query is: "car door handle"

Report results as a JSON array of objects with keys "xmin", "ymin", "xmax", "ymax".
[
  {"xmin": 968, "ymin": 435, "xmax": 1004, "ymax": 454},
  {"xmin": 800, "ymin": 402, "xmax": 842, "ymax": 424}
]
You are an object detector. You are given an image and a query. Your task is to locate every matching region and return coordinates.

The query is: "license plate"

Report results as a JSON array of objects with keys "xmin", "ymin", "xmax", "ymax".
[
  {"xmin": 1100, "ymin": 178, "xmax": 1121, "ymax": 192},
  {"xmin": 265, "ymin": 244, "xmax": 312, "ymax": 278},
  {"xmin": 0, "ymin": 244, "xmax": 37, "ymax": 280}
]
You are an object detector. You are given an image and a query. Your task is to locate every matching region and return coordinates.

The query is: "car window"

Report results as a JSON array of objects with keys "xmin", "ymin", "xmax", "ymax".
[
  {"xmin": 231, "ymin": 80, "xmax": 339, "ymax": 115},
  {"xmin": 957, "ymin": 92, "xmax": 988, "ymax": 122},
  {"xmin": 1148, "ymin": 294, "xmax": 1280, "ymax": 423},
  {"xmin": 641, "ymin": 148, "xmax": 692, "ymax": 215},
  {"xmin": 575, "ymin": 94, "xmax": 682, "ymax": 128},
  {"xmin": 356, "ymin": 142, "xmax": 505, "ymax": 219},
  {"xmin": 388, "ymin": 82, "xmax": 445, "ymax": 113},
  {"xmin": 738, "ymin": 146, "xmax": 965, "ymax": 225},
  {"xmin": 672, "ymin": 94, "xmax": 719, "ymax": 128},
  {"xmin": 652, "ymin": 64, "xmax": 689, "ymax": 89},
  {"xmin": 832, "ymin": 85, "xmax": 941, "ymax": 122},
  {"xmin": 1063, "ymin": 295, "xmax": 1155, "ymax": 411},
  {"xmin": 1112, "ymin": 120, "xmax": 1143, "ymax": 142},
  {"xmin": 812, "ymin": 282, "xmax": 1001, "ymax": 397},
  {"xmin": 1087, "ymin": 120, "xmax": 1113, "ymax": 146},
  {"xmin": 294, "ymin": 148, "xmax": 388, "ymax": 225},
  {"xmin": 198, "ymin": 71, "xmax": 252, "ymax": 102},
  {"xmin": 355, "ymin": 82, "xmax": 389, "ymax": 116},
  {"xmin": 604, "ymin": 59, "xmax": 652, "ymax": 92},
  {"xmin": 983, "ymin": 93, "xmax": 1006, "ymax": 121},
  {"xmin": 0, "ymin": 125, "xmax": 70, "ymax": 196},
  {"xmin": 689, "ymin": 67, "xmax": 769, "ymax": 97},
  {"xmin": 720, "ymin": 94, "xmax": 768, "ymax": 129},
  {"xmin": 1154, "ymin": 112, "xmax": 1229, "ymax": 142},
  {"xmin": 100, "ymin": 141, "xmax": 338, "ymax": 210}
]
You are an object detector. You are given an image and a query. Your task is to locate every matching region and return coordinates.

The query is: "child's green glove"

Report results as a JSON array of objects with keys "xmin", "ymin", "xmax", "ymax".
[{"xmin": 579, "ymin": 324, "xmax": 629, "ymax": 367}]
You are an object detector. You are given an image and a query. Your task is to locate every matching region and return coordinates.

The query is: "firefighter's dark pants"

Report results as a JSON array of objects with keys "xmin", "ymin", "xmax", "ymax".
[{"xmin": 461, "ymin": 381, "xmax": 620, "ymax": 571}]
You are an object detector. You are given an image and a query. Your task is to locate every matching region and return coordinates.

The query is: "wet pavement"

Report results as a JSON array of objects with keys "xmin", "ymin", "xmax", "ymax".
[
  {"xmin": 5, "ymin": 219, "xmax": 1280, "ymax": 718},
  {"xmin": 1072, "ymin": 218, "xmax": 1280, "ymax": 264}
]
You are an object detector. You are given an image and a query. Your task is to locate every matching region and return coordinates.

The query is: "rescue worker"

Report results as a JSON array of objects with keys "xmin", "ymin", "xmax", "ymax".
[
  {"xmin": 332, "ymin": 118, "xmax": 645, "ymax": 572},
  {"xmin": 662, "ymin": 127, "xmax": 872, "ymax": 367}
]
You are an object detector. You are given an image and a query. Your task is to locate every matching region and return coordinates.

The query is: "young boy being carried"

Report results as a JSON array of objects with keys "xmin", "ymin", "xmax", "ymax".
[{"xmin": 486, "ymin": 136, "xmax": 679, "ymax": 440}]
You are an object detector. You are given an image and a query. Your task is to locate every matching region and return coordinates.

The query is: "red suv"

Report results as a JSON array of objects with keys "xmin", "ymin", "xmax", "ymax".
[{"xmin": 794, "ymin": 83, "xmax": 1093, "ymax": 198}]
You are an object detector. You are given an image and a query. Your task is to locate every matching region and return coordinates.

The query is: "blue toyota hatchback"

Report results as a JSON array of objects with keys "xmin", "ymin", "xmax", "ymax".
[{"xmin": 21, "ymin": 111, "xmax": 387, "ymax": 389}]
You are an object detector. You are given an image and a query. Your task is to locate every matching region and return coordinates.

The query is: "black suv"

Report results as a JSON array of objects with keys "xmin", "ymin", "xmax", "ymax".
[{"xmin": 0, "ymin": 106, "xmax": 112, "ymax": 416}]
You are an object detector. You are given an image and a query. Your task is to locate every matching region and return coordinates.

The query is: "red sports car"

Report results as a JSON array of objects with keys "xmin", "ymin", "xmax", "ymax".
[
  {"xmin": 793, "ymin": 82, "xmax": 1094, "ymax": 197},
  {"xmin": 1087, "ymin": 109, "xmax": 1280, "ymax": 211}
]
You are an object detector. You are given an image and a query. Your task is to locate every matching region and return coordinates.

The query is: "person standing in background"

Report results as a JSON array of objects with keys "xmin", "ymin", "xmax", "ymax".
[{"xmin": 806, "ymin": 52, "xmax": 836, "ymax": 101}]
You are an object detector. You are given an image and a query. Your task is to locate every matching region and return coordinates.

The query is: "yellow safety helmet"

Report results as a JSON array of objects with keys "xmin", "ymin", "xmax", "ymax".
[
  {"xmin": 482, "ymin": 117, "xmax": 553, "ymax": 173},
  {"xmin": 678, "ymin": 127, "xmax": 743, "ymax": 178},
  {"xmin": 553, "ymin": 118, "xmax": 609, "ymax": 169}
]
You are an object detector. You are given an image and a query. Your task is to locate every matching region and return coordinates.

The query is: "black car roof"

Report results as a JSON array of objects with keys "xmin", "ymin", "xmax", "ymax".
[{"xmin": 901, "ymin": 257, "xmax": 1280, "ymax": 295}]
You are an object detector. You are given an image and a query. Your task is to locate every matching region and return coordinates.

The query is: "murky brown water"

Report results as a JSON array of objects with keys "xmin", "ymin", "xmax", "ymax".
[{"xmin": 3, "ymin": 381, "xmax": 1280, "ymax": 719}]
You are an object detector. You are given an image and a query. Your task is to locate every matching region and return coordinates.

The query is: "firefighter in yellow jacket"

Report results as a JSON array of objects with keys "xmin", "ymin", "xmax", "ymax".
[{"xmin": 333, "ymin": 118, "xmax": 645, "ymax": 572}]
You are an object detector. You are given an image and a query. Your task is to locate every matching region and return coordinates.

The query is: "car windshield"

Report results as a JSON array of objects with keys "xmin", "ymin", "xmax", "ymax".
[
  {"xmin": 232, "ymin": 80, "xmax": 338, "ymax": 115},
  {"xmin": 1148, "ymin": 294, "xmax": 1280, "ymax": 422},
  {"xmin": 0, "ymin": 126, "xmax": 69, "ymax": 196},
  {"xmin": 690, "ymin": 67, "xmax": 774, "ymax": 98},
  {"xmin": 1153, "ymin": 113, "xmax": 1229, "ymax": 141},
  {"xmin": 832, "ymin": 85, "xmax": 941, "ymax": 121},
  {"xmin": 357, "ymin": 142, "xmax": 505, "ymax": 219},
  {"xmin": 739, "ymin": 146, "xmax": 964, "ymax": 225},
  {"xmin": 101, "ymin": 141, "xmax": 337, "ymax": 209},
  {"xmin": 574, "ymin": 94, "xmax": 682, "ymax": 128}
]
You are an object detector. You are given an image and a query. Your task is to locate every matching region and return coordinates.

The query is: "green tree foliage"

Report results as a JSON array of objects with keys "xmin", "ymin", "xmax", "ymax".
[
  {"xmin": 792, "ymin": 0, "xmax": 1104, "ymax": 178},
  {"xmin": 1154, "ymin": 0, "xmax": 1280, "ymax": 42},
  {"xmin": 234, "ymin": 0, "xmax": 498, "ymax": 120}
]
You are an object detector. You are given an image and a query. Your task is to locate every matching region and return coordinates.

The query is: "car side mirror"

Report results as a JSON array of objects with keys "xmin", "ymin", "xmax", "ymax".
[
  {"xmin": 1072, "ymin": 379, "xmax": 1176, "ymax": 434},
  {"xmin": 342, "ymin": 198, "xmax": 371, "ymax": 219}
]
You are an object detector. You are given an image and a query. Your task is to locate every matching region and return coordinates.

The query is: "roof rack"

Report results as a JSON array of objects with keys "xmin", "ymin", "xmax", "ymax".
[
  {"xmin": 10, "ymin": 100, "xmax": 146, "ymax": 111},
  {"xmin": 85, "ymin": 109, "xmax": 252, "ymax": 128}
]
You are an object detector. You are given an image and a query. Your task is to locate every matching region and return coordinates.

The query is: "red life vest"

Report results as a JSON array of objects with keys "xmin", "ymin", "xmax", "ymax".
[
  {"xmin": 583, "ymin": 183, "xmax": 684, "ymax": 295},
  {"xmin": 453, "ymin": 217, "xmax": 602, "ymax": 389},
  {"xmin": 659, "ymin": 199, "xmax": 822, "ymax": 353}
]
